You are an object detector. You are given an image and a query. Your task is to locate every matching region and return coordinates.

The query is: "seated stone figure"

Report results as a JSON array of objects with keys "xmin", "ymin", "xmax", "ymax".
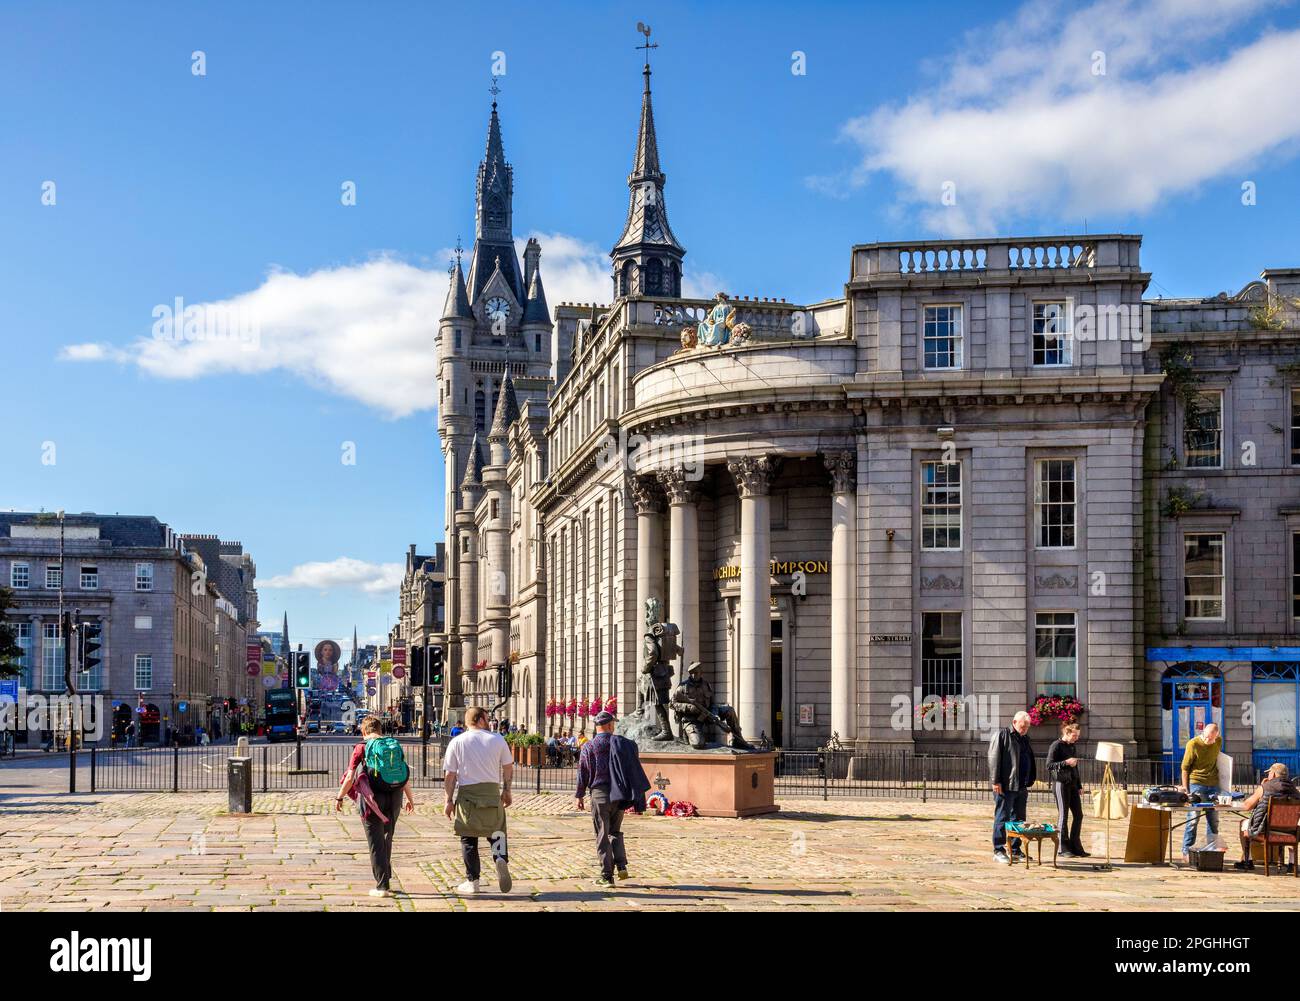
[{"xmin": 670, "ymin": 662, "xmax": 750, "ymax": 750}]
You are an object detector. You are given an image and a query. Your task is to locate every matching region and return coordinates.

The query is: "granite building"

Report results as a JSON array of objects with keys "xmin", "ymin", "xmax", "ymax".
[
  {"xmin": 1, "ymin": 514, "xmax": 257, "ymax": 744},
  {"xmin": 430, "ymin": 58, "xmax": 1298, "ymax": 771}
]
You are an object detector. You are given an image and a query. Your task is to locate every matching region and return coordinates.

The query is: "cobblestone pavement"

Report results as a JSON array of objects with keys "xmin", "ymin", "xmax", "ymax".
[{"xmin": 2, "ymin": 788, "xmax": 1300, "ymax": 911}]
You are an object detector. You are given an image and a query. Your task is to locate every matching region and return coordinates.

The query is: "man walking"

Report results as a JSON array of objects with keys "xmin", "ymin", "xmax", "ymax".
[
  {"xmin": 575, "ymin": 710, "xmax": 649, "ymax": 887},
  {"xmin": 442, "ymin": 706, "xmax": 513, "ymax": 895},
  {"xmin": 988, "ymin": 710, "xmax": 1037, "ymax": 864}
]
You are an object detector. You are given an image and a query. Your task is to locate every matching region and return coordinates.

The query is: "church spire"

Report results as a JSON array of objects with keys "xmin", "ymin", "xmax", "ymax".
[
  {"xmin": 612, "ymin": 26, "xmax": 685, "ymax": 300},
  {"xmin": 467, "ymin": 79, "xmax": 523, "ymax": 304}
]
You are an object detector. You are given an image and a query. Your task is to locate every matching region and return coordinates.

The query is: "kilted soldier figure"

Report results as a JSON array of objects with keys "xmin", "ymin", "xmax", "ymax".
[{"xmin": 641, "ymin": 621, "xmax": 678, "ymax": 742}]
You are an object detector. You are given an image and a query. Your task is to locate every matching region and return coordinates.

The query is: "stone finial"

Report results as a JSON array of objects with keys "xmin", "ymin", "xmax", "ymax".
[
  {"xmin": 823, "ymin": 450, "xmax": 856, "ymax": 494},
  {"xmin": 629, "ymin": 473, "xmax": 667, "ymax": 514},
  {"xmin": 727, "ymin": 455, "xmax": 780, "ymax": 498},
  {"xmin": 656, "ymin": 465, "xmax": 701, "ymax": 505}
]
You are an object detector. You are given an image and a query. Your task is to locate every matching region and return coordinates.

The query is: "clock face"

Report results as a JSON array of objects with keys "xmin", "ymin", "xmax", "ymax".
[{"xmin": 486, "ymin": 296, "xmax": 510, "ymax": 326}]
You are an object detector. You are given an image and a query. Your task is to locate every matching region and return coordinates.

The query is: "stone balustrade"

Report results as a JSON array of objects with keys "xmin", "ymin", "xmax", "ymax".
[{"xmin": 851, "ymin": 234, "xmax": 1143, "ymax": 281}]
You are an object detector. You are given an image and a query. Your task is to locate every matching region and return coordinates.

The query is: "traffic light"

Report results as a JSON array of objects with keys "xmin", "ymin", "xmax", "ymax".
[
  {"xmin": 295, "ymin": 652, "xmax": 311, "ymax": 689},
  {"xmin": 497, "ymin": 662, "xmax": 512, "ymax": 699},
  {"xmin": 429, "ymin": 647, "xmax": 444, "ymax": 689},
  {"xmin": 80, "ymin": 621, "xmax": 103, "ymax": 676},
  {"xmin": 409, "ymin": 646, "xmax": 424, "ymax": 687}
]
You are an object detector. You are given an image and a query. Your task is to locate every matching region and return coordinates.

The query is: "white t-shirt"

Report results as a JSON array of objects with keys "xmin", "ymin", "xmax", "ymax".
[{"xmin": 444, "ymin": 728, "xmax": 513, "ymax": 788}]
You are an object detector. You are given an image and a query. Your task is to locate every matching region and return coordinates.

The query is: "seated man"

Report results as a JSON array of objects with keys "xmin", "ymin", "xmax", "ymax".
[
  {"xmin": 670, "ymin": 662, "xmax": 750, "ymax": 750},
  {"xmin": 1233, "ymin": 762, "xmax": 1300, "ymax": 871}
]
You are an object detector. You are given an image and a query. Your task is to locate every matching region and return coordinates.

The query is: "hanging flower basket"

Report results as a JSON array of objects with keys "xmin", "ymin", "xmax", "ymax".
[
  {"xmin": 473, "ymin": 659, "xmax": 487, "ymax": 672},
  {"xmin": 914, "ymin": 696, "xmax": 964, "ymax": 723},
  {"xmin": 545, "ymin": 699, "xmax": 558, "ymax": 719},
  {"xmin": 588, "ymin": 698, "xmax": 603, "ymax": 717},
  {"xmin": 604, "ymin": 696, "xmax": 618, "ymax": 713},
  {"xmin": 1028, "ymin": 694, "xmax": 1086, "ymax": 726},
  {"xmin": 566, "ymin": 698, "xmax": 578, "ymax": 717},
  {"xmin": 577, "ymin": 699, "xmax": 590, "ymax": 719}
]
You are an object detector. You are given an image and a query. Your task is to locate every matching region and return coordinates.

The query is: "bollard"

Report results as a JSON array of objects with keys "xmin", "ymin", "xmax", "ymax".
[
  {"xmin": 227, "ymin": 756, "xmax": 253, "ymax": 814},
  {"xmin": 236, "ymin": 736, "xmax": 250, "ymax": 757}
]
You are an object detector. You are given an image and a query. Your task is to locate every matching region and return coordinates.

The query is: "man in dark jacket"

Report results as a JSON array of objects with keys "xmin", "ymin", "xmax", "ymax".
[
  {"xmin": 575, "ymin": 711, "xmax": 645, "ymax": 887},
  {"xmin": 988, "ymin": 710, "xmax": 1036, "ymax": 864}
]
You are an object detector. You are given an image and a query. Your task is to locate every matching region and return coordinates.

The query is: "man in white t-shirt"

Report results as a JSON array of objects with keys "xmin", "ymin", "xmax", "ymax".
[{"xmin": 443, "ymin": 706, "xmax": 514, "ymax": 895}]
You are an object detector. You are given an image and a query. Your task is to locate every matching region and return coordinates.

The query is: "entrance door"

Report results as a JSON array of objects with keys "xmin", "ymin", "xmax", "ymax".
[{"xmin": 1162, "ymin": 674, "xmax": 1223, "ymax": 781}]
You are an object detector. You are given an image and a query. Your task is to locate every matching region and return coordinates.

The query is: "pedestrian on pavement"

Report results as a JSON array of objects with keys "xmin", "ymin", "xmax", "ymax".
[
  {"xmin": 124, "ymin": 721, "xmax": 136, "ymax": 748},
  {"xmin": 1047, "ymin": 722, "xmax": 1089, "ymax": 858},
  {"xmin": 337, "ymin": 716, "xmax": 414, "ymax": 897},
  {"xmin": 574, "ymin": 711, "xmax": 651, "ymax": 887},
  {"xmin": 988, "ymin": 710, "xmax": 1036, "ymax": 864},
  {"xmin": 443, "ymin": 706, "xmax": 513, "ymax": 895}
]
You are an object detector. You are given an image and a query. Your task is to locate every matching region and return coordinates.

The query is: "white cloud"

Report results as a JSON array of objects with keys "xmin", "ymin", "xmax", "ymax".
[
  {"xmin": 261, "ymin": 557, "xmax": 405, "ymax": 595},
  {"xmin": 58, "ymin": 232, "xmax": 721, "ymax": 419},
  {"xmin": 816, "ymin": 0, "xmax": 1300, "ymax": 234}
]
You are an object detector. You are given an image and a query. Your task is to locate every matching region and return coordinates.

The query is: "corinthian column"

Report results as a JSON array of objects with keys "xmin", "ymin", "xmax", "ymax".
[
  {"xmin": 656, "ymin": 465, "xmax": 700, "ymax": 670},
  {"xmin": 824, "ymin": 450, "xmax": 858, "ymax": 743},
  {"xmin": 728, "ymin": 454, "xmax": 779, "ymax": 745}
]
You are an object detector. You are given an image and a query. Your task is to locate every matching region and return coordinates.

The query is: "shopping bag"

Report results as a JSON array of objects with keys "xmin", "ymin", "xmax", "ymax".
[{"xmin": 1092, "ymin": 788, "xmax": 1129, "ymax": 819}]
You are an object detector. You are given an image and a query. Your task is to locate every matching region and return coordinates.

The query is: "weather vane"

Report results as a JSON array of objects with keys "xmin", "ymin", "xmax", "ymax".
[
  {"xmin": 449, "ymin": 236, "xmax": 463, "ymax": 276},
  {"xmin": 489, "ymin": 75, "xmax": 501, "ymax": 106},
  {"xmin": 636, "ymin": 21, "xmax": 657, "ymax": 68}
]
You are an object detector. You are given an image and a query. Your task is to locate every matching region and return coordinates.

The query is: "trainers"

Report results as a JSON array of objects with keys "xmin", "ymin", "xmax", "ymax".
[
  {"xmin": 595, "ymin": 875, "xmax": 615, "ymax": 888},
  {"xmin": 993, "ymin": 851, "xmax": 1011, "ymax": 865},
  {"xmin": 368, "ymin": 888, "xmax": 390, "ymax": 898},
  {"xmin": 616, "ymin": 868, "xmax": 630, "ymax": 881},
  {"xmin": 454, "ymin": 879, "xmax": 480, "ymax": 895},
  {"xmin": 1058, "ymin": 850, "xmax": 1078, "ymax": 859},
  {"xmin": 495, "ymin": 857, "xmax": 513, "ymax": 894}
]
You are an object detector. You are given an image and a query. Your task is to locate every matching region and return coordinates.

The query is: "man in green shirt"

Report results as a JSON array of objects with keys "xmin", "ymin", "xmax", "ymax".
[{"xmin": 1179, "ymin": 722, "xmax": 1222, "ymax": 859}]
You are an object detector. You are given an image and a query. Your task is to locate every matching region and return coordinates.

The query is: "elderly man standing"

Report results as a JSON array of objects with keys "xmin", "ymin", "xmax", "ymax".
[
  {"xmin": 988, "ymin": 710, "xmax": 1037, "ymax": 865},
  {"xmin": 443, "ymin": 706, "xmax": 514, "ymax": 895},
  {"xmin": 575, "ymin": 710, "xmax": 650, "ymax": 888},
  {"xmin": 1179, "ymin": 722, "xmax": 1223, "ymax": 861}
]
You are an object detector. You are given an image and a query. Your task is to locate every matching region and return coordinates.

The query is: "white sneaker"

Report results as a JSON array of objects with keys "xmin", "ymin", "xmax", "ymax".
[
  {"xmin": 368, "ymin": 888, "xmax": 390, "ymax": 897},
  {"xmin": 495, "ymin": 857, "xmax": 513, "ymax": 894},
  {"xmin": 455, "ymin": 879, "xmax": 480, "ymax": 895}
]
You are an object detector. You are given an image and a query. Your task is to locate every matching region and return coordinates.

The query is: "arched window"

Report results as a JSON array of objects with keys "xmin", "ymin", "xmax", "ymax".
[
  {"xmin": 645, "ymin": 258, "xmax": 663, "ymax": 296},
  {"xmin": 474, "ymin": 388, "xmax": 486, "ymax": 431},
  {"xmin": 621, "ymin": 260, "xmax": 636, "ymax": 297},
  {"xmin": 669, "ymin": 262, "xmax": 681, "ymax": 297}
]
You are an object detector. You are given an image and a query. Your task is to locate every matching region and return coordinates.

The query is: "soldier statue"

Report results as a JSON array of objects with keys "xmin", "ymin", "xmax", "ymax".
[
  {"xmin": 670, "ymin": 661, "xmax": 751, "ymax": 750},
  {"xmin": 638, "ymin": 619, "xmax": 677, "ymax": 742}
]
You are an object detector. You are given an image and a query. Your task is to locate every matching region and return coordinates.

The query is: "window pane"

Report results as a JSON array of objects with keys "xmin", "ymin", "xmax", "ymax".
[
  {"xmin": 1034, "ymin": 612, "xmax": 1077, "ymax": 697},
  {"xmin": 1254, "ymin": 684, "xmax": 1297, "ymax": 750},
  {"xmin": 921, "ymin": 611, "xmax": 962, "ymax": 697},
  {"xmin": 1184, "ymin": 391, "xmax": 1223, "ymax": 468}
]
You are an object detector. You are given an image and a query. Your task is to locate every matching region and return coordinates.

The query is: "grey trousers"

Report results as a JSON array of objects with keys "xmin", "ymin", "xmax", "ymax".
[{"xmin": 590, "ymin": 787, "xmax": 628, "ymax": 879}]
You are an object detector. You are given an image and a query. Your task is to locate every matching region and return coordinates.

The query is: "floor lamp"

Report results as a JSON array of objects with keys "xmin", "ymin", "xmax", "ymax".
[{"xmin": 1095, "ymin": 740, "xmax": 1125, "ymax": 870}]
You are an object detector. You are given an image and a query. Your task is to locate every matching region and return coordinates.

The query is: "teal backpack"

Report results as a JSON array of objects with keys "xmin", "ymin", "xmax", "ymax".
[{"xmin": 363, "ymin": 736, "xmax": 409, "ymax": 790}]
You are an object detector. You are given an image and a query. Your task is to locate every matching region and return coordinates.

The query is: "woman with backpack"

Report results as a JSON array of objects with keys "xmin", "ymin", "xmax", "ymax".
[{"xmin": 337, "ymin": 716, "xmax": 414, "ymax": 896}]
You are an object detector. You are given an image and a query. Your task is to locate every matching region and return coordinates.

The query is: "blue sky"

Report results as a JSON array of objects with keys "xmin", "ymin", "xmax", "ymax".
[{"xmin": 2, "ymin": 0, "xmax": 1298, "ymax": 649}]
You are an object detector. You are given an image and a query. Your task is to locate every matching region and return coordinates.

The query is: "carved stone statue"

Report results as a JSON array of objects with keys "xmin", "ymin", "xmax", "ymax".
[
  {"xmin": 670, "ymin": 661, "xmax": 750, "ymax": 750},
  {"xmin": 679, "ymin": 325, "xmax": 698, "ymax": 351}
]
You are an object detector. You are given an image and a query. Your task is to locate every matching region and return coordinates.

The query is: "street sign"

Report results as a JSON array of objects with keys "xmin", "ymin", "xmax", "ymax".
[
  {"xmin": 178, "ymin": 701, "xmax": 189, "ymax": 713},
  {"xmin": 393, "ymin": 665, "xmax": 406, "ymax": 680}
]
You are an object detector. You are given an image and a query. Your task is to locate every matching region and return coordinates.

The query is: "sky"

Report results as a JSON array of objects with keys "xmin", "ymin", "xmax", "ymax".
[{"xmin": 2, "ymin": 0, "xmax": 1299, "ymax": 650}]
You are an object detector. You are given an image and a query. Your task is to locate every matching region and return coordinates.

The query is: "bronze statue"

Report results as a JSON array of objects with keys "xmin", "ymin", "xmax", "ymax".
[
  {"xmin": 670, "ymin": 661, "xmax": 750, "ymax": 750},
  {"xmin": 638, "ymin": 620, "xmax": 677, "ymax": 741}
]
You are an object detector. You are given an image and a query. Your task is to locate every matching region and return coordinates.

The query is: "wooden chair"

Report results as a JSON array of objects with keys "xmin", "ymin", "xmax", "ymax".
[{"xmin": 1249, "ymin": 796, "xmax": 1300, "ymax": 876}]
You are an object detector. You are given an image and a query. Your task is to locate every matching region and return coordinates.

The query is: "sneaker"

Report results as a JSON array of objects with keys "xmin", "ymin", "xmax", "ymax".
[
  {"xmin": 454, "ymin": 879, "xmax": 480, "ymax": 895},
  {"xmin": 495, "ymin": 857, "xmax": 513, "ymax": 894},
  {"xmin": 1072, "ymin": 846, "xmax": 1092, "ymax": 858},
  {"xmin": 616, "ymin": 868, "xmax": 630, "ymax": 881},
  {"xmin": 993, "ymin": 851, "xmax": 1011, "ymax": 865},
  {"xmin": 1058, "ymin": 850, "xmax": 1078, "ymax": 859},
  {"xmin": 368, "ymin": 888, "xmax": 390, "ymax": 897},
  {"xmin": 595, "ymin": 875, "xmax": 615, "ymax": 888},
  {"xmin": 1232, "ymin": 860, "xmax": 1255, "ymax": 871}
]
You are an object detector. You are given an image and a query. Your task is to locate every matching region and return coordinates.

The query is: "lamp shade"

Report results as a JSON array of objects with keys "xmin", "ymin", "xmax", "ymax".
[{"xmin": 1095, "ymin": 740, "xmax": 1125, "ymax": 764}]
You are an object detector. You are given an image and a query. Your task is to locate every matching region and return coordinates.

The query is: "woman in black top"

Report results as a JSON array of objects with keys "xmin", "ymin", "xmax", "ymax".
[{"xmin": 1048, "ymin": 722, "xmax": 1089, "ymax": 858}]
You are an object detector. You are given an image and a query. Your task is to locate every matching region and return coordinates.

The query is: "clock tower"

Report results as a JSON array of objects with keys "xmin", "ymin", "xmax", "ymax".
[{"xmin": 435, "ymin": 87, "xmax": 554, "ymax": 706}]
